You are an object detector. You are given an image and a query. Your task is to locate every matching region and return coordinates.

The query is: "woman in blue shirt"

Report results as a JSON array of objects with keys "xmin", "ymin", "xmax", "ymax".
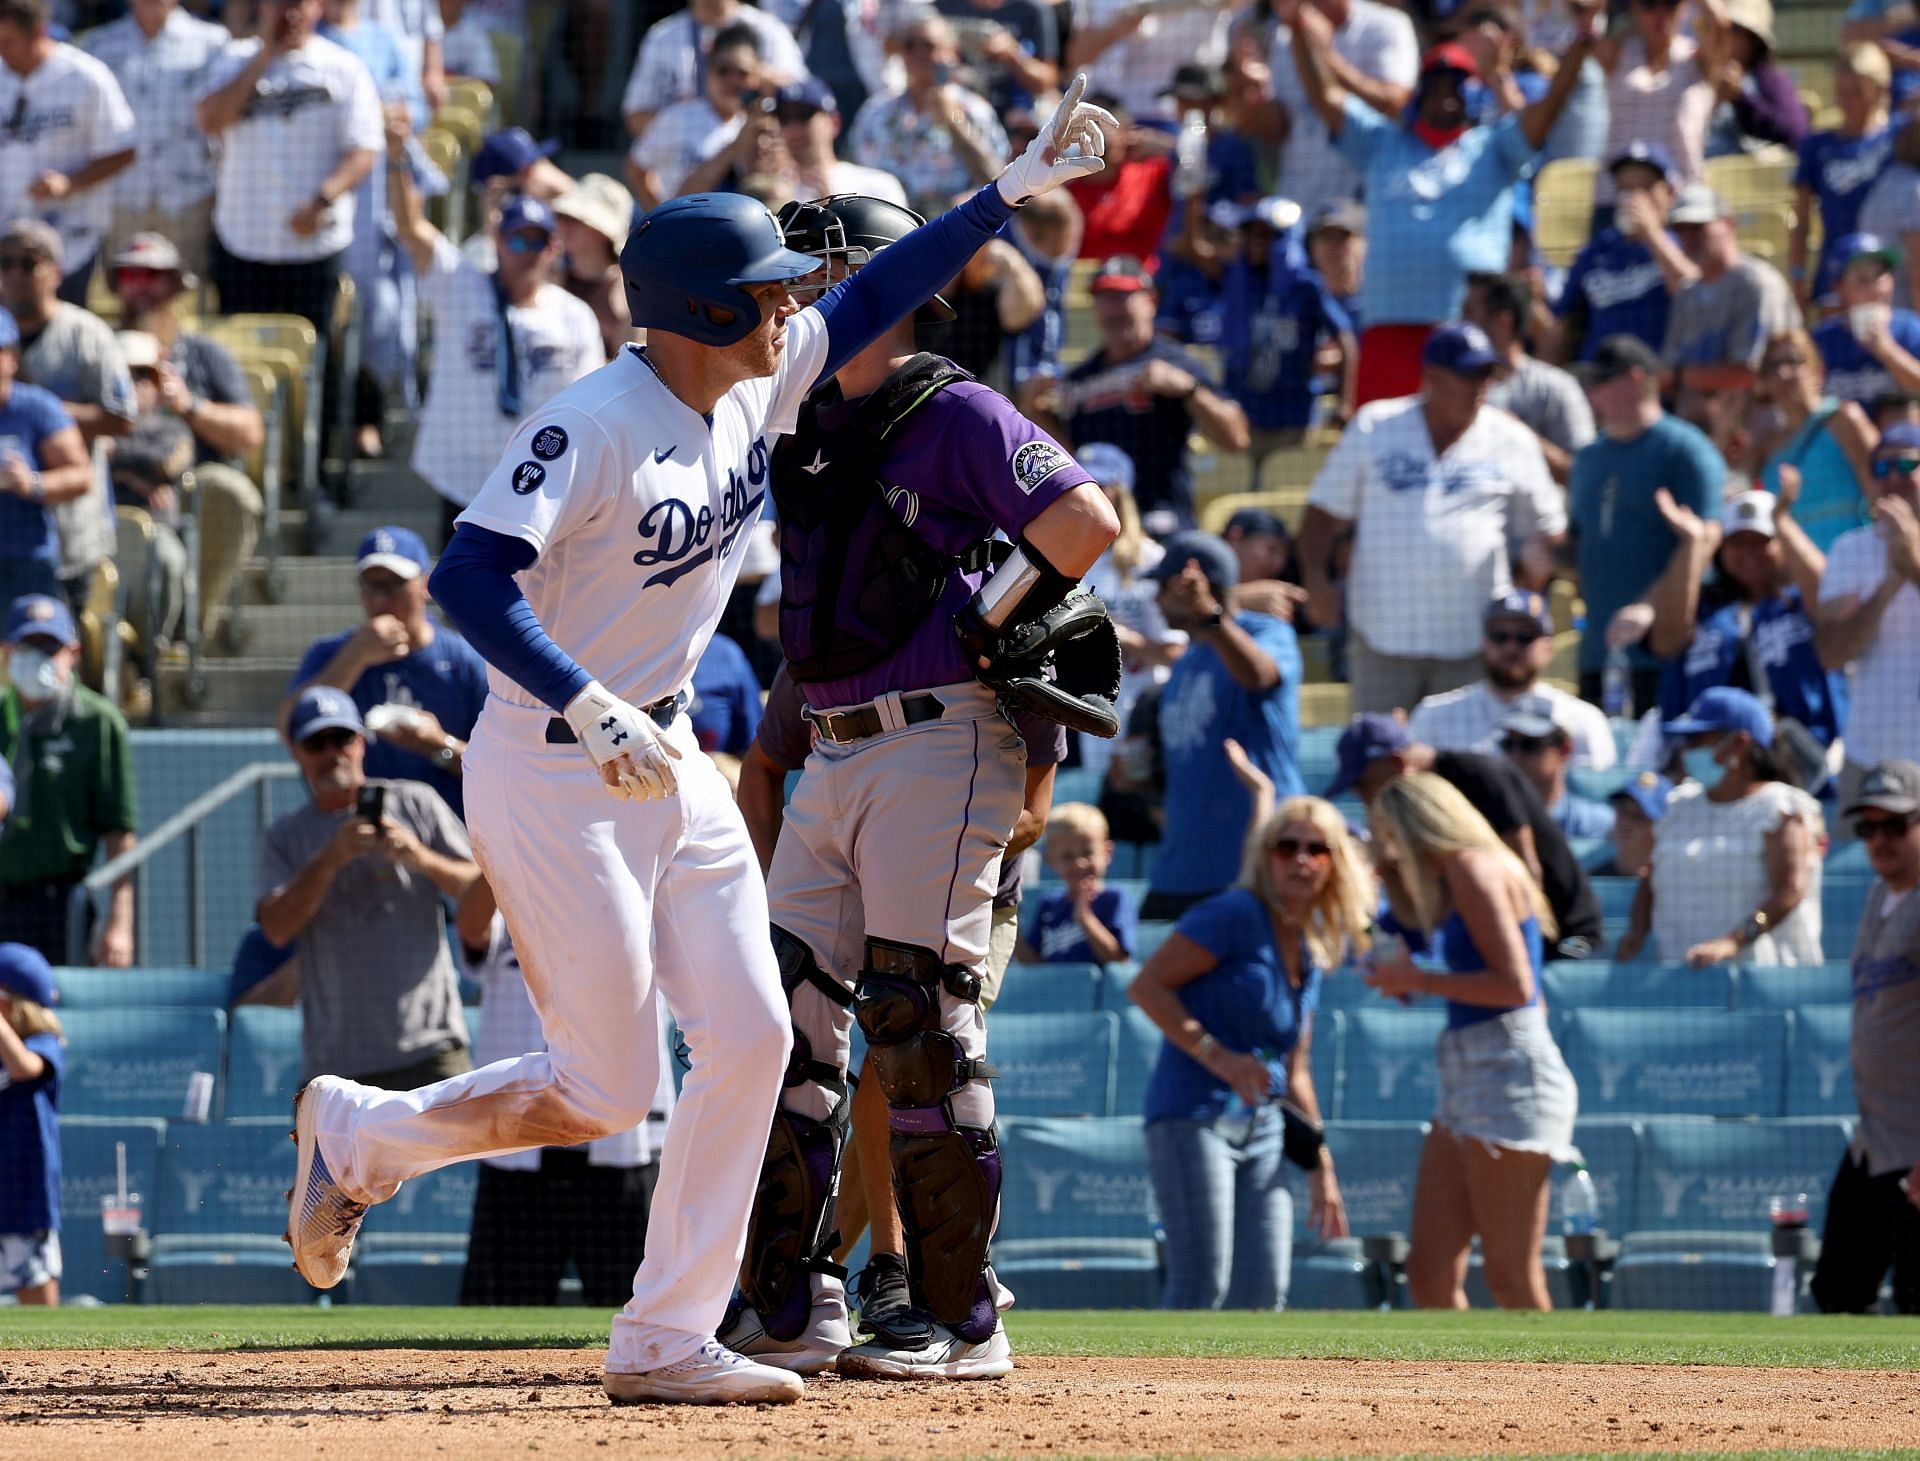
[
  {"xmin": 1129, "ymin": 796, "xmax": 1368, "ymax": 1310},
  {"xmin": 1362, "ymin": 772, "xmax": 1578, "ymax": 1310},
  {"xmin": 0, "ymin": 943, "xmax": 64, "ymax": 1306}
]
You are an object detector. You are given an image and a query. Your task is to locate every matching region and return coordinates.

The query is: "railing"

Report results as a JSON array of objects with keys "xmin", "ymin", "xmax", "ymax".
[{"xmin": 68, "ymin": 761, "xmax": 300, "ymax": 968}]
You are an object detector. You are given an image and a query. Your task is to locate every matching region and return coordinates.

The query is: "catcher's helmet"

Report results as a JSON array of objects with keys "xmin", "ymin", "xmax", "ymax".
[
  {"xmin": 776, "ymin": 193, "xmax": 956, "ymax": 322},
  {"xmin": 621, "ymin": 193, "xmax": 824, "ymax": 347}
]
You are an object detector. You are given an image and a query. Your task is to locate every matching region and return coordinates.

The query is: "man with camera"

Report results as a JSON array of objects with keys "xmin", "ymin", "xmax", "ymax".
[{"xmin": 258, "ymin": 685, "xmax": 480, "ymax": 1089}]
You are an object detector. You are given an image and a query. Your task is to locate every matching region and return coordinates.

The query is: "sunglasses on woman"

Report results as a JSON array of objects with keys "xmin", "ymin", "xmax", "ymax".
[{"xmin": 1270, "ymin": 837, "xmax": 1332, "ymax": 862}]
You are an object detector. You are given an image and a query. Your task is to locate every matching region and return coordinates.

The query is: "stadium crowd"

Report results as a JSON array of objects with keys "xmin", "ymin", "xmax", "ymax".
[{"xmin": 0, "ymin": 0, "xmax": 1916, "ymax": 1322}]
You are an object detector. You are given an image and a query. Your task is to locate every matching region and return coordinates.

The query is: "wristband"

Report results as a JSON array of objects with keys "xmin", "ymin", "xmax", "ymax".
[
  {"xmin": 28, "ymin": 470, "xmax": 42, "ymax": 502},
  {"xmin": 1191, "ymin": 1031, "xmax": 1220, "ymax": 1063}
]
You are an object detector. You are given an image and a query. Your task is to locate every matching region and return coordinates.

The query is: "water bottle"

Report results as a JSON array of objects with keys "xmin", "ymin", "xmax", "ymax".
[
  {"xmin": 1768, "ymin": 1191, "xmax": 1810, "ymax": 1316},
  {"xmin": 1562, "ymin": 1163, "xmax": 1599, "ymax": 1235},
  {"xmin": 1174, "ymin": 108, "xmax": 1209, "ymax": 201},
  {"xmin": 1601, "ymin": 645, "xmax": 1634, "ymax": 720}
]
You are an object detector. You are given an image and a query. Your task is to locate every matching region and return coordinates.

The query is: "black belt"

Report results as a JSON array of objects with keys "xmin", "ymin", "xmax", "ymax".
[
  {"xmin": 803, "ymin": 691, "xmax": 945, "ymax": 745},
  {"xmin": 546, "ymin": 691, "xmax": 687, "ymax": 744},
  {"xmin": 0, "ymin": 875, "xmax": 84, "ymax": 906}
]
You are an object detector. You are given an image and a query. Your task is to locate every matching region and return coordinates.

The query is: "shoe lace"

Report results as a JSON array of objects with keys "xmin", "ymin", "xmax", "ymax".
[{"xmin": 329, "ymin": 1197, "xmax": 367, "ymax": 1237}]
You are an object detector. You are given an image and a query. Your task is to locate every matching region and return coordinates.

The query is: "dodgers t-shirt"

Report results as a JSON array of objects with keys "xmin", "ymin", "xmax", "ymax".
[
  {"xmin": 1796, "ymin": 126, "xmax": 1895, "ymax": 299},
  {"xmin": 0, "ymin": 384, "xmax": 74, "ymax": 565},
  {"xmin": 1813, "ymin": 309, "xmax": 1920, "ymax": 406},
  {"xmin": 1024, "ymin": 884, "xmax": 1138, "ymax": 965},
  {"xmin": 1555, "ymin": 229, "xmax": 1672, "ymax": 361},
  {"xmin": 1657, "ymin": 588, "xmax": 1848, "ymax": 747},
  {"xmin": 689, "ymin": 630, "xmax": 763, "ymax": 756},
  {"xmin": 0, "ymin": 1032, "xmax": 62, "ymax": 1235}
]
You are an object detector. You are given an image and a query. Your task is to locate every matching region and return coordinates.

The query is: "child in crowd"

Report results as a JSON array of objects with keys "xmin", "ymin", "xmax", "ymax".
[
  {"xmin": 0, "ymin": 943, "xmax": 64, "ymax": 1306},
  {"xmin": 1021, "ymin": 803, "xmax": 1138, "ymax": 966}
]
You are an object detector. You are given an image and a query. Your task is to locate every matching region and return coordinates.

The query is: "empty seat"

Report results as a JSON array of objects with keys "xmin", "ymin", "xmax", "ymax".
[
  {"xmin": 1110, "ymin": 1004, "xmax": 1163, "ymax": 1119},
  {"xmin": 1337, "ymin": 1007, "xmax": 1443, "ymax": 1122},
  {"xmin": 1559, "ymin": 1118, "xmax": 1642, "ymax": 1235},
  {"xmin": 1094, "ymin": 960, "xmax": 1135, "ymax": 1012},
  {"xmin": 1821, "ymin": 880, "xmax": 1873, "ymax": 960},
  {"xmin": 1611, "ymin": 1230, "xmax": 1781, "ymax": 1311},
  {"xmin": 354, "ymin": 1162, "xmax": 480, "ymax": 1305},
  {"xmin": 994, "ymin": 1115, "xmax": 1160, "ymax": 1308},
  {"xmin": 1561, "ymin": 1009, "xmax": 1789, "ymax": 1117},
  {"xmin": 223, "ymin": 1006, "xmax": 303, "ymax": 1118},
  {"xmin": 60, "ymin": 1007, "xmax": 225, "ymax": 1120},
  {"xmin": 1132, "ymin": 921, "xmax": 1176, "ymax": 963},
  {"xmin": 1785, "ymin": 1006, "xmax": 1854, "ymax": 1117},
  {"xmin": 1589, "ymin": 877, "xmax": 1641, "ymax": 935},
  {"xmin": 1285, "ymin": 1120, "xmax": 1426, "ymax": 1309},
  {"xmin": 993, "ymin": 962, "xmax": 1100, "ymax": 1015},
  {"xmin": 1735, "ymin": 963, "xmax": 1853, "ymax": 1009},
  {"xmin": 990, "ymin": 1011, "xmax": 1118, "ymax": 1117},
  {"xmin": 1050, "ymin": 766, "xmax": 1102, "ymax": 807},
  {"xmin": 54, "ymin": 966, "xmax": 229, "ymax": 1009},
  {"xmin": 146, "ymin": 1118, "xmax": 317, "ymax": 1304},
  {"xmin": 1541, "ymin": 961, "xmax": 1734, "ymax": 1011},
  {"xmin": 58, "ymin": 1116, "xmax": 166, "ymax": 1303}
]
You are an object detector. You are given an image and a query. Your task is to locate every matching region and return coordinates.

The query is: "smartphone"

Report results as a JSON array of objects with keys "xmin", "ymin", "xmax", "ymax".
[{"xmin": 356, "ymin": 784, "xmax": 386, "ymax": 825}]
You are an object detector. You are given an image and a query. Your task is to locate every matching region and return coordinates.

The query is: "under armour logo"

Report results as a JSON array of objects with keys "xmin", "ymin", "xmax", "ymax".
[
  {"xmin": 610, "ymin": 729, "xmax": 629, "ymax": 746},
  {"xmin": 600, "ymin": 716, "xmax": 616, "ymax": 731},
  {"xmin": 802, "ymin": 451, "xmax": 829, "ymax": 475}
]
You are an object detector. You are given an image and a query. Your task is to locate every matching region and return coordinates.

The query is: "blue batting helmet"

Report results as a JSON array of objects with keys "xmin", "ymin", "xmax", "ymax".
[{"xmin": 621, "ymin": 193, "xmax": 823, "ymax": 347}]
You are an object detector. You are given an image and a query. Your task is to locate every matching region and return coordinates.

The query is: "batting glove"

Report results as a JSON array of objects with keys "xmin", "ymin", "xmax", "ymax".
[
  {"xmin": 563, "ymin": 680, "xmax": 682, "ymax": 803},
  {"xmin": 996, "ymin": 73, "xmax": 1116, "ymax": 207}
]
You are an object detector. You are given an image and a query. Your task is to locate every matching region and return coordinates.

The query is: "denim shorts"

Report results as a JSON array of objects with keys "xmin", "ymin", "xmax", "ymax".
[
  {"xmin": 0, "ymin": 1229, "xmax": 61, "ymax": 1293},
  {"xmin": 1435, "ymin": 1005, "xmax": 1580, "ymax": 1160}
]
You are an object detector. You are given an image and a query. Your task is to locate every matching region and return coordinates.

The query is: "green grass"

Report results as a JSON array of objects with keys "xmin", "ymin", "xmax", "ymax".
[{"xmin": 1, "ymin": 1306, "xmax": 1916, "ymax": 1370}]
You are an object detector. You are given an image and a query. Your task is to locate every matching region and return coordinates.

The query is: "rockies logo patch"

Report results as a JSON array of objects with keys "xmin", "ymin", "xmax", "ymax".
[
  {"xmin": 530, "ymin": 425, "xmax": 569, "ymax": 460},
  {"xmin": 1011, "ymin": 440, "xmax": 1072, "ymax": 494},
  {"xmin": 511, "ymin": 461, "xmax": 546, "ymax": 495}
]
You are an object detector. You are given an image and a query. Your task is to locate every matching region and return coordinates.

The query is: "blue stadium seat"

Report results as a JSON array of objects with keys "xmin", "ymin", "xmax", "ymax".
[
  {"xmin": 1822, "ymin": 879, "xmax": 1873, "ymax": 960},
  {"xmin": 1337, "ymin": 1007, "xmax": 1443, "ymax": 1122},
  {"xmin": 53, "ymin": 966, "xmax": 230, "ymax": 1009},
  {"xmin": 354, "ymin": 1162, "xmax": 480, "ymax": 1305},
  {"xmin": 1108, "ymin": 841, "xmax": 1158, "ymax": 880},
  {"xmin": 60, "ymin": 1007, "xmax": 225, "ymax": 1120},
  {"xmin": 1560, "ymin": 1118, "xmax": 1642, "ymax": 1235},
  {"xmin": 1284, "ymin": 1120, "xmax": 1426, "ymax": 1309},
  {"xmin": 1612, "ymin": 1230, "xmax": 1782, "ymax": 1311},
  {"xmin": 146, "ymin": 1117, "xmax": 318, "ymax": 1304},
  {"xmin": 222, "ymin": 1006, "xmax": 303, "ymax": 1118},
  {"xmin": 994, "ymin": 1115, "xmax": 1160, "ymax": 1308},
  {"xmin": 1540, "ymin": 961, "xmax": 1734, "ymax": 1011},
  {"xmin": 58, "ymin": 1116, "xmax": 166, "ymax": 1303},
  {"xmin": 1315, "ymin": 966, "xmax": 1379, "ymax": 1014},
  {"xmin": 1296, "ymin": 727, "xmax": 1342, "ymax": 793},
  {"xmin": 1785, "ymin": 1006, "xmax": 1854, "ymax": 1117},
  {"xmin": 1094, "ymin": 961, "xmax": 1135, "ymax": 1012},
  {"xmin": 1589, "ymin": 877, "xmax": 1641, "ymax": 937},
  {"xmin": 1822, "ymin": 841, "xmax": 1872, "ymax": 877},
  {"xmin": 990, "ymin": 1012, "xmax": 1118, "ymax": 1117},
  {"xmin": 1110, "ymin": 1004, "xmax": 1163, "ymax": 1119},
  {"xmin": 993, "ymin": 962, "xmax": 1101, "ymax": 1015},
  {"xmin": 1050, "ymin": 767, "xmax": 1102, "ymax": 807},
  {"xmin": 1735, "ymin": 964, "xmax": 1853, "ymax": 1009},
  {"xmin": 1560, "ymin": 1009, "xmax": 1789, "ymax": 1117},
  {"xmin": 1132, "ymin": 920, "xmax": 1176, "ymax": 963}
]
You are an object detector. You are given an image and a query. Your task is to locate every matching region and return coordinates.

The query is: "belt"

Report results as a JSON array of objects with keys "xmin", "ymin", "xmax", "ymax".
[
  {"xmin": 0, "ymin": 875, "xmax": 84, "ymax": 906},
  {"xmin": 803, "ymin": 691, "xmax": 945, "ymax": 745},
  {"xmin": 545, "ymin": 691, "xmax": 687, "ymax": 745}
]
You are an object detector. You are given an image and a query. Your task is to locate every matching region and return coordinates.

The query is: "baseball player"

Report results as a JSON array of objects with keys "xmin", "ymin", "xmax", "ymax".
[
  {"xmin": 715, "ymin": 192, "xmax": 1122, "ymax": 1381},
  {"xmin": 282, "ymin": 79, "xmax": 1116, "ymax": 1408}
]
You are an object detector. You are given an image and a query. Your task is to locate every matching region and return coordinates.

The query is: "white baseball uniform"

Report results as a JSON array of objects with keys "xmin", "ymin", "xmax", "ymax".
[{"xmin": 308, "ymin": 312, "xmax": 833, "ymax": 1374}]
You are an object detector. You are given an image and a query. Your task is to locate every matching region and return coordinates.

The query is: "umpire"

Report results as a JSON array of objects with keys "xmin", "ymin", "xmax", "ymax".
[{"xmin": 721, "ymin": 193, "xmax": 1119, "ymax": 1382}]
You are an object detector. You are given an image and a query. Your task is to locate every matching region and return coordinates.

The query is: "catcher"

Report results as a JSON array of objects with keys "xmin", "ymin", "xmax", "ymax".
[{"xmin": 719, "ymin": 192, "xmax": 1121, "ymax": 1382}]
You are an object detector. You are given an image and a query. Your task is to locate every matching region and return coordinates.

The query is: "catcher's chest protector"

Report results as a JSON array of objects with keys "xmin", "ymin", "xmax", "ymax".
[{"xmin": 770, "ymin": 353, "xmax": 978, "ymax": 683}]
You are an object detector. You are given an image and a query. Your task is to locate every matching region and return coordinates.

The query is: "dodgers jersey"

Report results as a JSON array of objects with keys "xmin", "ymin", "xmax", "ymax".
[{"xmin": 457, "ymin": 308, "xmax": 831, "ymax": 711}]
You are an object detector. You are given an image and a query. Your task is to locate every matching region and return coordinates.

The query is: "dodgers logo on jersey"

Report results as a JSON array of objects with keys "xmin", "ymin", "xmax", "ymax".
[
  {"xmin": 511, "ymin": 461, "xmax": 546, "ymax": 495},
  {"xmin": 530, "ymin": 425, "xmax": 569, "ymax": 460},
  {"xmin": 632, "ymin": 437, "xmax": 769, "ymax": 587}
]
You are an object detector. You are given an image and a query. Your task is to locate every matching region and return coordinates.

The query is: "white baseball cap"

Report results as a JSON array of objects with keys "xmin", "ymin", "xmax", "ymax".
[{"xmin": 1721, "ymin": 489, "xmax": 1777, "ymax": 540}]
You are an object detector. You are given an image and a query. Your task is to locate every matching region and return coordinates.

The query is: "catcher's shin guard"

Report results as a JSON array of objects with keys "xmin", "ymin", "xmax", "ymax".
[
  {"xmin": 739, "ymin": 926, "xmax": 854, "ymax": 1341},
  {"xmin": 853, "ymin": 936, "xmax": 1002, "ymax": 1344}
]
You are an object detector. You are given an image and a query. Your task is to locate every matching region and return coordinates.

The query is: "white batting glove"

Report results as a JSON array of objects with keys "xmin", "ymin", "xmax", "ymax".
[
  {"xmin": 996, "ymin": 73, "xmax": 1116, "ymax": 207},
  {"xmin": 563, "ymin": 680, "xmax": 682, "ymax": 803}
]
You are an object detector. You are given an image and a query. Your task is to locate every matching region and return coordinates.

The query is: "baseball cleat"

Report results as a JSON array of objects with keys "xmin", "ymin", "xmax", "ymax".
[
  {"xmin": 602, "ymin": 1339, "xmax": 805, "ymax": 1405},
  {"xmin": 720, "ymin": 1279, "xmax": 851, "ymax": 1375},
  {"xmin": 836, "ymin": 1316, "xmax": 1013, "ymax": 1381},
  {"xmin": 850, "ymin": 1254, "xmax": 932, "ymax": 1346},
  {"xmin": 284, "ymin": 1076, "xmax": 368, "ymax": 1290}
]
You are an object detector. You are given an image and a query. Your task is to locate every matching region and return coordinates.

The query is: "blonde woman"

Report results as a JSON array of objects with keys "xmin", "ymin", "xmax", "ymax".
[
  {"xmin": 1128, "ymin": 796, "xmax": 1367, "ymax": 1310},
  {"xmin": 1362, "ymin": 772, "xmax": 1579, "ymax": 1311},
  {"xmin": 0, "ymin": 944, "xmax": 65, "ymax": 1306}
]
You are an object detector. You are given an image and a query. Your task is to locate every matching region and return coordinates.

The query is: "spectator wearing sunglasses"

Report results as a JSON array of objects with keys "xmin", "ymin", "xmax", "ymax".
[
  {"xmin": 1129, "ymin": 796, "xmax": 1364, "ymax": 1309},
  {"xmin": 1817, "ymin": 422, "xmax": 1920, "ymax": 821},
  {"xmin": 1811, "ymin": 758, "xmax": 1920, "ymax": 1316},
  {"xmin": 619, "ymin": 0, "xmax": 806, "ymax": 143},
  {"xmin": 1617, "ymin": 686, "xmax": 1824, "ymax": 965},
  {"xmin": 258, "ymin": 685, "xmax": 480, "ymax": 1089},
  {"xmin": 1495, "ymin": 705, "xmax": 1616, "ymax": 840},
  {"xmin": 760, "ymin": 77, "xmax": 906, "ymax": 208},
  {"xmin": 1410, "ymin": 591, "xmax": 1615, "ymax": 773},
  {"xmin": 628, "ymin": 24, "xmax": 780, "ymax": 209}
]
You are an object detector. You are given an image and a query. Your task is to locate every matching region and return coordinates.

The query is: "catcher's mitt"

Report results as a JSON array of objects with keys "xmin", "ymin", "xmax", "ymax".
[{"xmin": 957, "ymin": 589, "xmax": 1122, "ymax": 738}]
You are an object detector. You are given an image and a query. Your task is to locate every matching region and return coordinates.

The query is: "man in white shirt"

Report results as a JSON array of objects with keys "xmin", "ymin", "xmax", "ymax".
[
  {"xmin": 1818, "ymin": 421, "xmax": 1920, "ymax": 818},
  {"xmin": 846, "ymin": 12, "xmax": 1008, "ymax": 219},
  {"xmin": 81, "ymin": 0, "xmax": 228, "ymax": 284},
  {"xmin": 622, "ymin": 0, "xmax": 805, "ymax": 140},
  {"xmin": 1064, "ymin": 0, "xmax": 1228, "ymax": 118},
  {"xmin": 0, "ymin": 0, "xmax": 136, "ymax": 304},
  {"xmin": 627, "ymin": 21, "xmax": 764, "ymax": 209},
  {"xmin": 767, "ymin": 75, "xmax": 906, "ymax": 205},
  {"xmin": 1411, "ymin": 588, "xmax": 1617, "ymax": 770},
  {"xmin": 389, "ymin": 167, "xmax": 603, "ymax": 537},
  {"xmin": 1265, "ymin": 0, "xmax": 1416, "ymax": 216},
  {"xmin": 1299, "ymin": 322, "xmax": 1566, "ymax": 714},
  {"xmin": 194, "ymin": 0, "xmax": 384, "ymax": 330}
]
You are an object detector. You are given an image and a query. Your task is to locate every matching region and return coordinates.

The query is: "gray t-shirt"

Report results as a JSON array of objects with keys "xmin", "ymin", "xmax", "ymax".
[
  {"xmin": 1850, "ymin": 881, "xmax": 1920, "ymax": 1177},
  {"xmin": 1661, "ymin": 254, "xmax": 1802, "ymax": 372},
  {"xmin": 258, "ymin": 778, "xmax": 472, "ymax": 1082},
  {"xmin": 20, "ymin": 303, "xmax": 135, "ymax": 579},
  {"xmin": 1489, "ymin": 355, "xmax": 1596, "ymax": 459}
]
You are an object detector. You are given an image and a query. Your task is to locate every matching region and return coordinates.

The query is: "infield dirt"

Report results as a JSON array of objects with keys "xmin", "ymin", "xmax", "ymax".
[{"xmin": 2, "ymin": 1349, "xmax": 1914, "ymax": 1457}]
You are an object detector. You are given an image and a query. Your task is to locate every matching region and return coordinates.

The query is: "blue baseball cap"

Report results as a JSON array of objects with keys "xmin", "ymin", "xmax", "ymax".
[
  {"xmin": 1075, "ymin": 441, "xmax": 1135, "ymax": 493},
  {"xmin": 774, "ymin": 77, "xmax": 839, "ymax": 115},
  {"xmin": 355, "ymin": 526, "xmax": 430, "ymax": 581},
  {"xmin": 288, "ymin": 685, "xmax": 365, "ymax": 744},
  {"xmin": 1422, "ymin": 322, "xmax": 1499, "ymax": 376},
  {"xmin": 1833, "ymin": 231, "xmax": 1902, "ymax": 271},
  {"xmin": 1325, "ymin": 714, "xmax": 1413, "ymax": 797},
  {"xmin": 1662, "ymin": 686, "xmax": 1774, "ymax": 748},
  {"xmin": 499, "ymin": 194, "xmax": 558, "ymax": 240},
  {"xmin": 4, "ymin": 593, "xmax": 77, "ymax": 646},
  {"xmin": 1610, "ymin": 770, "xmax": 1675, "ymax": 821},
  {"xmin": 1608, "ymin": 140, "xmax": 1677, "ymax": 183},
  {"xmin": 1146, "ymin": 530, "xmax": 1239, "ymax": 592},
  {"xmin": 1485, "ymin": 589, "xmax": 1552, "ymax": 634},
  {"xmin": 1224, "ymin": 506, "xmax": 1291, "ymax": 541},
  {"xmin": 0, "ymin": 942, "xmax": 55, "ymax": 1006},
  {"xmin": 472, "ymin": 127, "xmax": 560, "ymax": 186},
  {"xmin": 0, "ymin": 305, "xmax": 18, "ymax": 351}
]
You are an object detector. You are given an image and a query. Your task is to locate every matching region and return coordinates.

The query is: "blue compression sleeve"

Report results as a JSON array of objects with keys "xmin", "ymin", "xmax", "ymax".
[
  {"xmin": 428, "ymin": 524, "xmax": 593, "ymax": 714},
  {"xmin": 814, "ymin": 183, "xmax": 1015, "ymax": 379}
]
